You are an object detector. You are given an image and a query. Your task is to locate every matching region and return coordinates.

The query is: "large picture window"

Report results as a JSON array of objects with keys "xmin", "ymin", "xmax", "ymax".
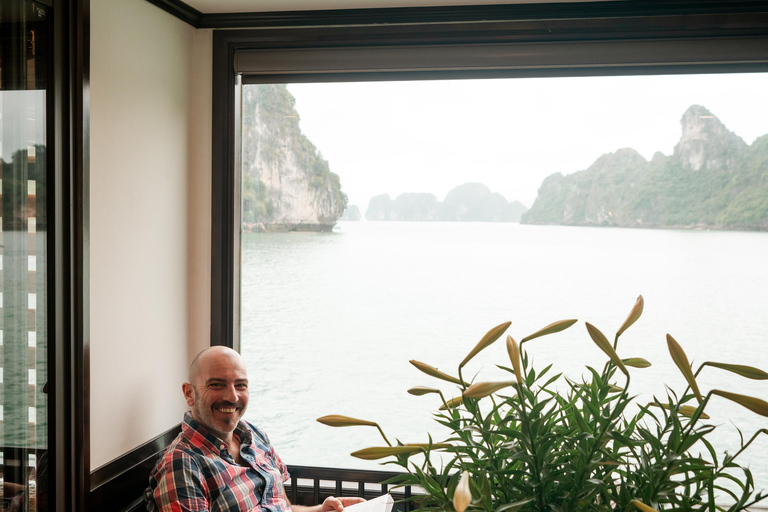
[
  {"xmin": 236, "ymin": 75, "xmax": 768, "ymax": 482},
  {"xmin": 212, "ymin": 0, "xmax": 768, "ymax": 484}
]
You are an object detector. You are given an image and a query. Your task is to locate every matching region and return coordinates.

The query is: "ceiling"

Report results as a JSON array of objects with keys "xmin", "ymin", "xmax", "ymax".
[{"xmin": 184, "ymin": 0, "xmax": 617, "ymax": 14}]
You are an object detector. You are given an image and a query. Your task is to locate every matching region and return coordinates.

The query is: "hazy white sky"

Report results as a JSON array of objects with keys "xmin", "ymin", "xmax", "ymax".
[{"xmin": 286, "ymin": 73, "xmax": 768, "ymax": 209}]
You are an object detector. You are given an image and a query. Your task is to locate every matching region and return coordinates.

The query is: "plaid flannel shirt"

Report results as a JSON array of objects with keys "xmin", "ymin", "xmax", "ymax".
[{"xmin": 145, "ymin": 412, "xmax": 292, "ymax": 512}]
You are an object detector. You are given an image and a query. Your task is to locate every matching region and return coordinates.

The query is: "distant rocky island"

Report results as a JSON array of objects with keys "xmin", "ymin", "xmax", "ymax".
[
  {"xmin": 241, "ymin": 85, "xmax": 346, "ymax": 232},
  {"xmin": 364, "ymin": 183, "xmax": 528, "ymax": 222},
  {"xmin": 340, "ymin": 205, "xmax": 361, "ymax": 221},
  {"xmin": 522, "ymin": 105, "xmax": 768, "ymax": 231}
]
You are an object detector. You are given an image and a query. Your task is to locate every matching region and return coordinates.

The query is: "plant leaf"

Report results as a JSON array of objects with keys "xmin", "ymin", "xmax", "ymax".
[
  {"xmin": 407, "ymin": 386, "xmax": 441, "ymax": 396},
  {"xmin": 521, "ymin": 319, "xmax": 577, "ymax": 343},
  {"xmin": 439, "ymin": 396, "xmax": 464, "ymax": 410},
  {"xmin": 316, "ymin": 415, "xmax": 378, "ymax": 427},
  {"xmin": 666, "ymin": 334, "xmax": 703, "ymax": 402},
  {"xmin": 495, "ymin": 499, "xmax": 534, "ymax": 512},
  {"xmin": 622, "ymin": 357, "xmax": 652, "ymax": 368},
  {"xmin": 463, "ymin": 381, "xmax": 515, "ymax": 399},
  {"xmin": 586, "ymin": 322, "xmax": 628, "ymax": 376},
  {"xmin": 460, "ymin": 321, "xmax": 511, "ymax": 368},
  {"xmin": 506, "ymin": 335, "xmax": 523, "ymax": 384},
  {"xmin": 630, "ymin": 499, "xmax": 659, "ymax": 512},
  {"xmin": 351, "ymin": 446, "xmax": 425, "ymax": 460},
  {"xmin": 617, "ymin": 295, "xmax": 644, "ymax": 337},
  {"xmin": 712, "ymin": 389, "xmax": 768, "ymax": 417},
  {"xmin": 705, "ymin": 362, "xmax": 768, "ymax": 380},
  {"xmin": 410, "ymin": 360, "xmax": 462, "ymax": 385}
]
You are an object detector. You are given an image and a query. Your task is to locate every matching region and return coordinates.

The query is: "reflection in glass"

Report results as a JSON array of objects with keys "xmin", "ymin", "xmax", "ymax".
[{"xmin": 0, "ymin": 1, "xmax": 49, "ymax": 511}]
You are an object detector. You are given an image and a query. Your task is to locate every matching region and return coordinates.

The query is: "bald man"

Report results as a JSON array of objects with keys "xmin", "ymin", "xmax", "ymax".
[{"xmin": 145, "ymin": 346, "xmax": 364, "ymax": 512}]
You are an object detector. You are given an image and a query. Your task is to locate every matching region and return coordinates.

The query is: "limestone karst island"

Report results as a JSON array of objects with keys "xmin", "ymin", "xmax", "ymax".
[
  {"xmin": 364, "ymin": 183, "xmax": 528, "ymax": 222},
  {"xmin": 243, "ymin": 88, "xmax": 767, "ymax": 232},
  {"xmin": 241, "ymin": 84, "xmax": 347, "ymax": 232},
  {"xmin": 522, "ymin": 105, "xmax": 768, "ymax": 231}
]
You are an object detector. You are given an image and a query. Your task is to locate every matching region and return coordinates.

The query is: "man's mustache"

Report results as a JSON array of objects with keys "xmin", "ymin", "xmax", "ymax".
[{"xmin": 213, "ymin": 400, "xmax": 245, "ymax": 408}]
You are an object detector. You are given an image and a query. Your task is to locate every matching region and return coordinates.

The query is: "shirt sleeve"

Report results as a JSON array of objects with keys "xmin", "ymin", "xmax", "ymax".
[{"xmin": 150, "ymin": 451, "xmax": 211, "ymax": 512}]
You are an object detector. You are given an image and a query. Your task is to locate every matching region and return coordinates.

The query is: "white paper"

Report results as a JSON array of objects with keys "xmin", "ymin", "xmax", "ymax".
[{"xmin": 343, "ymin": 493, "xmax": 394, "ymax": 512}]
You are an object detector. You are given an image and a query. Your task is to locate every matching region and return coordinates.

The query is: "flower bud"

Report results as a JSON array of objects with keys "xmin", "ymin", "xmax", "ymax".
[{"xmin": 453, "ymin": 471, "xmax": 472, "ymax": 512}]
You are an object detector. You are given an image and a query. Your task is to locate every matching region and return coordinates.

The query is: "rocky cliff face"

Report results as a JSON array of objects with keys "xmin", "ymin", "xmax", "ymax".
[
  {"xmin": 242, "ymin": 85, "xmax": 346, "ymax": 232},
  {"xmin": 522, "ymin": 105, "xmax": 768, "ymax": 230},
  {"xmin": 674, "ymin": 105, "xmax": 746, "ymax": 172}
]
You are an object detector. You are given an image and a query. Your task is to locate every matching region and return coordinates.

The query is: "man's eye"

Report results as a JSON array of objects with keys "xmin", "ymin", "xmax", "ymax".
[
  {"xmin": 209, "ymin": 383, "xmax": 224, "ymax": 388},
  {"xmin": 237, "ymin": 384, "xmax": 248, "ymax": 389}
]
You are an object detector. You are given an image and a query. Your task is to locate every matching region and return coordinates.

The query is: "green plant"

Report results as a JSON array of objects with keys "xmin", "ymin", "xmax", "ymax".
[{"xmin": 318, "ymin": 296, "xmax": 768, "ymax": 512}]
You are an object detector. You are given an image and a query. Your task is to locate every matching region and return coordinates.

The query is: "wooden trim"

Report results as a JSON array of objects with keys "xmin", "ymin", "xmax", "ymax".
[
  {"xmin": 90, "ymin": 424, "xmax": 182, "ymax": 512},
  {"xmin": 210, "ymin": 30, "xmax": 238, "ymax": 348},
  {"xmin": 234, "ymin": 37, "xmax": 768, "ymax": 78},
  {"xmin": 148, "ymin": 0, "xmax": 768, "ymax": 29},
  {"xmin": 51, "ymin": 0, "xmax": 90, "ymax": 511},
  {"xmin": 288, "ymin": 465, "xmax": 406, "ymax": 482},
  {"xmin": 143, "ymin": 0, "xmax": 201, "ymax": 27}
]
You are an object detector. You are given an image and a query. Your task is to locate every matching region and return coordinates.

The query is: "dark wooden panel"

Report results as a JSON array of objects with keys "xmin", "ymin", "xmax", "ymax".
[
  {"xmin": 192, "ymin": 0, "xmax": 768, "ymax": 29},
  {"xmin": 89, "ymin": 424, "xmax": 181, "ymax": 512}
]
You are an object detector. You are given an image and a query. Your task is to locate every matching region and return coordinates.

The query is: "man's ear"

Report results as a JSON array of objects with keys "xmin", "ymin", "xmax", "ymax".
[{"xmin": 182, "ymin": 382, "xmax": 195, "ymax": 407}]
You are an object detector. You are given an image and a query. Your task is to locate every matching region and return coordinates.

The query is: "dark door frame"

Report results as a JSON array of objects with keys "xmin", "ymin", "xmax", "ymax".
[{"xmin": 51, "ymin": 0, "xmax": 90, "ymax": 510}]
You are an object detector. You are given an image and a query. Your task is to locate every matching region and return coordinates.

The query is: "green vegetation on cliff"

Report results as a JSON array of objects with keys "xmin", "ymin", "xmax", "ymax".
[
  {"xmin": 522, "ymin": 106, "xmax": 768, "ymax": 230},
  {"xmin": 242, "ymin": 85, "xmax": 347, "ymax": 230}
]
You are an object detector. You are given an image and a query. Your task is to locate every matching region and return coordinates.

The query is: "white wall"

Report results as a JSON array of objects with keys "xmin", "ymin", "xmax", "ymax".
[{"xmin": 89, "ymin": 0, "xmax": 212, "ymax": 469}]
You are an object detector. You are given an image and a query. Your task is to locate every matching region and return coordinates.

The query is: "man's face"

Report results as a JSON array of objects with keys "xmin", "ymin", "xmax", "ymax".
[{"xmin": 183, "ymin": 349, "xmax": 249, "ymax": 441}]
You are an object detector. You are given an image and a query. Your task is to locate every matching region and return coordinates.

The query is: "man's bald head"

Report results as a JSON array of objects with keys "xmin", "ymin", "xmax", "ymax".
[
  {"xmin": 183, "ymin": 346, "xmax": 250, "ymax": 441},
  {"xmin": 188, "ymin": 346, "xmax": 246, "ymax": 387}
]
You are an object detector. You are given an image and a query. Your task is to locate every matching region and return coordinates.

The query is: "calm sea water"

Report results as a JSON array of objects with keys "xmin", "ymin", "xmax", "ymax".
[{"xmin": 240, "ymin": 221, "xmax": 768, "ymax": 488}]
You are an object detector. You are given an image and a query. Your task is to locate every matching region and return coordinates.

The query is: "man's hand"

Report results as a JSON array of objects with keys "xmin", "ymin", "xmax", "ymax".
[
  {"xmin": 321, "ymin": 496, "xmax": 366, "ymax": 512},
  {"xmin": 288, "ymin": 495, "xmax": 365, "ymax": 512}
]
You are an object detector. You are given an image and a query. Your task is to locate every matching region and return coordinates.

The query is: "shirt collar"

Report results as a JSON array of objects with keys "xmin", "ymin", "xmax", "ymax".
[{"xmin": 182, "ymin": 411, "xmax": 253, "ymax": 453}]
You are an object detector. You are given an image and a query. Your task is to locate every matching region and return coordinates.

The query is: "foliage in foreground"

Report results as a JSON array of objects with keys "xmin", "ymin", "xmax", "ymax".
[{"xmin": 319, "ymin": 296, "xmax": 768, "ymax": 512}]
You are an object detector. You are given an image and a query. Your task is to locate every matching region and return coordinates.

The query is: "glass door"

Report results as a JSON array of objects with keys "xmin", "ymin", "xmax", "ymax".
[{"xmin": 0, "ymin": 1, "xmax": 49, "ymax": 511}]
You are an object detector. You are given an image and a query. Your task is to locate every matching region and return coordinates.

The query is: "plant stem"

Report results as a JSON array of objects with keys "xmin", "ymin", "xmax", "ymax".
[{"xmin": 518, "ymin": 382, "xmax": 544, "ymax": 511}]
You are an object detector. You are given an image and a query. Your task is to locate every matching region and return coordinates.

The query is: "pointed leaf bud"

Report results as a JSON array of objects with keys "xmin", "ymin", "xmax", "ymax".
[
  {"xmin": 622, "ymin": 358, "xmax": 652, "ymax": 368},
  {"xmin": 407, "ymin": 386, "xmax": 441, "ymax": 396},
  {"xmin": 705, "ymin": 362, "xmax": 768, "ymax": 380},
  {"xmin": 410, "ymin": 360, "xmax": 462, "ymax": 385},
  {"xmin": 712, "ymin": 390, "xmax": 768, "ymax": 417},
  {"xmin": 586, "ymin": 322, "xmax": 628, "ymax": 376},
  {"xmin": 453, "ymin": 471, "xmax": 472, "ymax": 512},
  {"xmin": 463, "ymin": 381, "xmax": 515, "ymax": 399},
  {"xmin": 460, "ymin": 321, "xmax": 511, "ymax": 368},
  {"xmin": 317, "ymin": 415, "xmax": 379, "ymax": 428},
  {"xmin": 616, "ymin": 295, "xmax": 644, "ymax": 337},
  {"xmin": 521, "ymin": 319, "xmax": 577, "ymax": 343},
  {"xmin": 666, "ymin": 334, "xmax": 703, "ymax": 403},
  {"xmin": 506, "ymin": 335, "xmax": 523, "ymax": 384},
  {"xmin": 439, "ymin": 396, "xmax": 464, "ymax": 410},
  {"xmin": 350, "ymin": 446, "xmax": 424, "ymax": 460}
]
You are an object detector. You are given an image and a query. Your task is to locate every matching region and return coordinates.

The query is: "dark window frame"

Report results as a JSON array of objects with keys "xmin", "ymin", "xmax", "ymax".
[{"xmin": 211, "ymin": 0, "xmax": 768, "ymax": 349}]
